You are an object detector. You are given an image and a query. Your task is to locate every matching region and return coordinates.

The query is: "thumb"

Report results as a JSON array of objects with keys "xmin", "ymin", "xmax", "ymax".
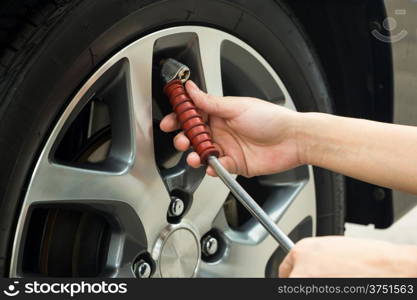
[{"xmin": 186, "ymin": 80, "xmax": 236, "ymax": 118}]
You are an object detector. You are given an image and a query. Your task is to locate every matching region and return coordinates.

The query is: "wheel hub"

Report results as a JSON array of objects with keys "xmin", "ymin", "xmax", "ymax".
[{"xmin": 154, "ymin": 226, "xmax": 200, "ymax": 278}]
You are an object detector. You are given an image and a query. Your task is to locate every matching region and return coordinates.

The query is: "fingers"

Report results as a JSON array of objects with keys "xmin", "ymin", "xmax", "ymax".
[
  {"xmin": 160, "ymin": 112, "xmax": 180, "ymax": 132},
  {"xmin": 278, "ymin": 251, "xmax": 295, "ymax": 278},
  {"xmin": 162, "ymin": 81, "xmax": 237, "ymax": 172},
  {"xmin": 160, "ymin": 80, "xmax": 223, "ymax": 134},
  {"xmin": 186, "ymin": 81, "xmax": 236, "ymax": 118},
  {"xmin": 186, "ymin": 154, "xmax": 237, "ymax": 177},
  {"xmin": 207, "ymin": 156, "xmax": 238, "ymax": 176},
  {"xmin": 173, "ymin": 132, "xmax": 190, "ymax": 152},
  {"xmin": 186, "ymin": 152, "xmax": 201, "ymax": 168}
]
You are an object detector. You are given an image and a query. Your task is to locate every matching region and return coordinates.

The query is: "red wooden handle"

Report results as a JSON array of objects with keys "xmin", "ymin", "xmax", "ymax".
[{"xmin": 163, "ymin": 80, "xmax": 219, "ymax": 164}]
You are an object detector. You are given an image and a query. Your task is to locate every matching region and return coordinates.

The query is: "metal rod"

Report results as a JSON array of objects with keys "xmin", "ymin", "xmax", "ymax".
[{"xmin": 208, "ymin": 156, "xmax": 295, "ymax": 253}]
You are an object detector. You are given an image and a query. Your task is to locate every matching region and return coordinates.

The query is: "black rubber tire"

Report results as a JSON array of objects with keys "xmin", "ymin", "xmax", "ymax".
[{"xmin": 0, "ymin": 0, "xmax": 345, "ymax": 276}]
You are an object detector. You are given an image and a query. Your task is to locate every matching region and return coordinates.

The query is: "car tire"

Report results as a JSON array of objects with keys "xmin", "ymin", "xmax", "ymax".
[{"xmin": 0, "ymin": 0, "xmax": 345, "ymax": 276}]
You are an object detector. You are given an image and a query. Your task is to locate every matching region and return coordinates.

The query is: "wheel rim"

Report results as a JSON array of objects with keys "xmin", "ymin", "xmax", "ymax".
[{"xmin": 10, "ymin": 26, "xmax": 316, "ymax": 278}]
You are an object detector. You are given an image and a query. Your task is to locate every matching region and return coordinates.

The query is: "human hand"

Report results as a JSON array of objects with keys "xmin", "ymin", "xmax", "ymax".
[
  {"xmin": 279, "ymin": 236, "xmax": 417, "ymax": 277},
  {"xmin": 160, "ymin": 80, "xmax": 303, "ymax": 177}
]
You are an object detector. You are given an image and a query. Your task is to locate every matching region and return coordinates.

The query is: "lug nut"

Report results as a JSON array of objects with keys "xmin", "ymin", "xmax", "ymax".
[
  {"xmin": 133, "ymin": 260, "xmax": 152, "ymax": 278},
  {"xmin": 169, "ymin": 197, "xmax": 185, "ymax": 217},
  {"xmin": 202, "ymin": 235, "xmax": 219, "ymax": 256}
]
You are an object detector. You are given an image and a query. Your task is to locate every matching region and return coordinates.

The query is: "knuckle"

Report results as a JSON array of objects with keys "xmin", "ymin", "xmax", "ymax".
[
  {"xmin": 206, "ymin": 93, "xmax": 216, "ymax": 101},
  {"xmin": 290, "ymin": 245, "xmax": 305, "ymax": 261},
  {"xmin": 213, "ymin": 101, "xmax": 221, "ymax": 113},
  {"xmin": 278, "ymin": 262, "xmax": 288, "ymax": 274}
]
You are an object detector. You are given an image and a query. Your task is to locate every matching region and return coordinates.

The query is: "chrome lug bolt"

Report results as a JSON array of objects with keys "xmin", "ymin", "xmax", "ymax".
[
  {"xmin": 202, "ymin": 235, "xmax": 219, "ymax": 256},
  {"xmin": 134, "ymin": 260, "xmax": 152, "ymax": 279},
  {"xmin": 169, "ymin": 197, "xmax": 185, "ymax": 217}
]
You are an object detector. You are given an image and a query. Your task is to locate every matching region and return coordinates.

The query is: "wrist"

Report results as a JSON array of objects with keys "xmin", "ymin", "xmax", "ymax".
[{"xmin": 295, "ymin": 112, "xmax": 329, "ymax": 166}]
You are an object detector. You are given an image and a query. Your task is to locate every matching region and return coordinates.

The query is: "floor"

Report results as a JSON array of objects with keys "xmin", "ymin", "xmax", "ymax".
[{"xmin": 345, "ymin": 206, "xmax": 417, "ymax": 246}]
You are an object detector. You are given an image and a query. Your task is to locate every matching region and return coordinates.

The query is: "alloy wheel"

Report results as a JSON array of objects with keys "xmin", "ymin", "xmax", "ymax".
[{"xmin": 10, "ymin": 26, "xmax": 316, "ymax": 278}]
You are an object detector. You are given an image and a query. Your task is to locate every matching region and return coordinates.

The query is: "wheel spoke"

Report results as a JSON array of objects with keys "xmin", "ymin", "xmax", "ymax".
[
  {"xmin": 196, "ymin": 28, "xmax": 224, "ymax": 96},
  {"xmin": 26, "ymin": 162, "xmax": 136, "ymax": 203},
  {"xmin": 186, "ymin": 175, "xmax": 231, "ymax": 235},
  {"xmin": 240, "ymin": 169, "xmax": 312, "ymax": 241},
  {"xmin": 22, "ymin": 34, "xmax": 172, "ymax": 252},
  {"xmin": 25, "ymin": 150, "xmax": 169, "ymax": 256},
  {"xmin": 123, "ymin": 36, "xmax": 173, "ymax": 246},
  {"xmin": 248, "ymin": 173, "xmax": 316, "ymax": 258},
  {"xmin": 200, "ymin": 169, "xmax": 316, "ymax": 277},
  {"xmin": 161, "ymin": 154, "xmax": 206, "ymax": 195}
]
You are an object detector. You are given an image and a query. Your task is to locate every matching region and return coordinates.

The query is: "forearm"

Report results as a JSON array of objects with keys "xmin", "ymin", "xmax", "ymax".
[{"xmin": 299, "ymin": 113, "xmax": 417, "ymax": 194}]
